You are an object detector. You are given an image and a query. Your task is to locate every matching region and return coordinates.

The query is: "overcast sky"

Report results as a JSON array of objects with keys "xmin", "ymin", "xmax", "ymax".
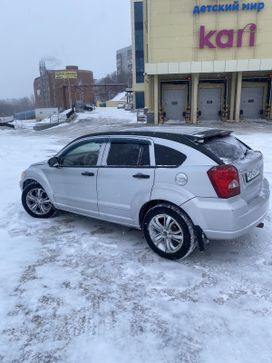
[{"xmin": 0, "ymin": 0, "xmax": 131, "ymax": 99}]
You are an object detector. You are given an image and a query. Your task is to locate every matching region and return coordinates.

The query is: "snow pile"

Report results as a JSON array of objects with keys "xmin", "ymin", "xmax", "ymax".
[
  {"xmin": 12, "ymin": 119, "xmax": 37, "ymax": 129},
  {"xmin": 110, "ymin": 92, "xmax": 126, "ymax": 102},
  {"xmin": 76, "ymin": 107, "xmax": 137, "ymax": 123},
  {"xmin": 12, "ymin": 107, "xmax": 137, "ymax": 130}
]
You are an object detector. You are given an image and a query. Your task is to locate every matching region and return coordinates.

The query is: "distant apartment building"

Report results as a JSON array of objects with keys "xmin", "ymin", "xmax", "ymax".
[
  {"xmin": 34, "ymin": 65, "xmax": 94, "ymax": 110},
  {"xmin": 116, "ymin": 46, "xmax": 132, "ymax": 86}
]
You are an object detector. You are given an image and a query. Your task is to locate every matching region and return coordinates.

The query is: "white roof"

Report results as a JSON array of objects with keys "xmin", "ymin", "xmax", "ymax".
[{"xmin": 111, "ymin": 92, "xmax": 126, "ymax": 101}]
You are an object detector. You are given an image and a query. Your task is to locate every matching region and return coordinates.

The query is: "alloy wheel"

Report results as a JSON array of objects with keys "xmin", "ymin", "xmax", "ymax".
[
  {"xmin": 148, "ymin": 214, "xmax": 184, "ymax": 254},
  {"xmin": 25, "ymin": 187, "xmax": 52, "ymax": 216}
]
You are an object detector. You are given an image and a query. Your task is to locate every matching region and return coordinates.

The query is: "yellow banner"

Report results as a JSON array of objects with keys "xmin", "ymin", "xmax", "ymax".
[{"xmin": 55, "ymin": 71, "xmax": 78, "ymax": 79}]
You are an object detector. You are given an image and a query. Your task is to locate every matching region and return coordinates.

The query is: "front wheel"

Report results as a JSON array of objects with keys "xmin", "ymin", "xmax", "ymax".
[
  {"xmin": 22, "ymin": 182, "xmax": 55, "ymax": 218},
  {"xmin": 143, "ymin": 204, "xmax": 196, "ymax": 260}
]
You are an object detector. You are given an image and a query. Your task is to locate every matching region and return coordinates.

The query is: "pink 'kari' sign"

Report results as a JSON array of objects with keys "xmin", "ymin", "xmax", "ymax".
[{"xmin": 199, "ymin": 23, "xmax": 257, "ymax": 49}]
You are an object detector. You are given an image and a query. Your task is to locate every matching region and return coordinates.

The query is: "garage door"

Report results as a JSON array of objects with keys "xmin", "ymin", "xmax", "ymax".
[
  {"xmin": 241, "ymin": 86, "xmax": 264, "ymax": 119},
  {"xmin": 199, "ymin": 88, "xmax": 221, "ymax": 120},
  {"xmin": 162, "ymin": 85, "xmax": 187, "ymax": 121}
]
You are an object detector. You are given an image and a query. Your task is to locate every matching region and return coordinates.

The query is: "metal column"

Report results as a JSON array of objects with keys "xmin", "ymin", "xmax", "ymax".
[
  {"xmin": 191, "ymin": 73, "xmax": 199, "ymax": 124},
  {"xmin": 154, "ymin": 75, "xmax": 159, "ymax": 125},
  {"xmin": 235, "ymin": 72, "xmax": 242, "ymax": 122},
  {"xmin": 229, "ymin": 72, "xmax": 236, "ymax": 121}
]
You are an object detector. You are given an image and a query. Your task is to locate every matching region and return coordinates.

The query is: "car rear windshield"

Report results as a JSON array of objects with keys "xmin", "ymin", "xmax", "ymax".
[{"xmin": 203, "ymin": 135, "xmax": 249, "ymax": 163}]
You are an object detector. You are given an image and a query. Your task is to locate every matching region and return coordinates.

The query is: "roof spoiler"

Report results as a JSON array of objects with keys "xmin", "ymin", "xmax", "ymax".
[{"xmin": 188, "ymin": 129, "xmax": 233, "ymax": 143}]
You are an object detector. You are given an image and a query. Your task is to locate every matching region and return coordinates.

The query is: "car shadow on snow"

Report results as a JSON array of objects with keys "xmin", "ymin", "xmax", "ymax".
[{"xmin": 3, "ymin": 203, "xmax": 271, "ymax": 266}]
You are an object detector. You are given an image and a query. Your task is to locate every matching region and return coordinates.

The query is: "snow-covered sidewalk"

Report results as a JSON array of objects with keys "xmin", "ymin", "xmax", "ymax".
[{"xmin": 0, "ymin": 112, "xmax": 271, "ymax": 363}]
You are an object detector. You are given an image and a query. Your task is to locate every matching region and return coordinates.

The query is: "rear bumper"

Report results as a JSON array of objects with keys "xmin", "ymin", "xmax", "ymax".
[{"xmin": 181, "ymin": 178, "xmax": 270, "ymax": 240}]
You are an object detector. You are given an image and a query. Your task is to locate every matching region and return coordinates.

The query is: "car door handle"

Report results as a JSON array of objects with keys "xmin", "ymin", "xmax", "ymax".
[
  {"xmin": 81, "ymin": 172, "xmax": 95, "ymax": 177},
  {"xmin": 133, "ymin": 173, "xmax": 150, "ymax": 179}
]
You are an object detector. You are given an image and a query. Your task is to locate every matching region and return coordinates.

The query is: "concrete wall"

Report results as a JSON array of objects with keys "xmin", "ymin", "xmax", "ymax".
[
  {"xmin": 106, "ymin": 100, "xmax": 125, "ymax": 107},
  {"xmin": 35, "ymin": 108, "xmax": 58, "ymax": 121}
]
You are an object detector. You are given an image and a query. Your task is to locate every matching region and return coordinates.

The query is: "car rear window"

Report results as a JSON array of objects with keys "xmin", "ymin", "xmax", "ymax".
[{"xmin": 204, "ymin": 136, "xmax": 249, "ymax": 163}]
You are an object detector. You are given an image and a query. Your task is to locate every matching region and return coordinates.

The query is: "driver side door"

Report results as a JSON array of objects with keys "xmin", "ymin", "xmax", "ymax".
[{"xmin": 46, "ymin": 139, "xmax": 106, "ymax": 217}]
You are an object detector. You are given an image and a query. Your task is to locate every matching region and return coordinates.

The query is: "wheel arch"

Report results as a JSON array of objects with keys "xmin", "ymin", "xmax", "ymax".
[
  {"xmin": 22, "ymin": 177, "xmax": 54, "ymax": 203},
  {"xmin": 139, "ymin": 199, "xmax": 194, "ymax": 229},
  {"xmin": 141, "ymin": 200, "xmax": 198, "ymax": 259},
  {"xmin": 23, "ymin": 178, "xmax": 40, "ymax": 190}
]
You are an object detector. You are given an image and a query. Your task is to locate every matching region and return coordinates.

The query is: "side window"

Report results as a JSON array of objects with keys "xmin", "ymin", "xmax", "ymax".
[
  {"xmin": 107, "ymin": 142, "xmax": 150, "ymax": 167},
  {"xmin": 155, "ymin": 144, "xmax": 186, "ymax": 167},
  {"xmin": 61, "ymin": 141, "xmax": 102, "ymax": 167}
]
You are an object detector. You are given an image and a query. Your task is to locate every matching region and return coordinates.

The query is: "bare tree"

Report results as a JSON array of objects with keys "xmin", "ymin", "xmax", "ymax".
[
  {"xmin": 96, "ymin": 71, "xmax": 118, "ymax": 85},
  {"xmin": 117, "ymin": 70, "xmax": 132, "ymax": 88},
  {"xmin": 0, "ymin": 96, "xmax": 35, "ymax": 117}
]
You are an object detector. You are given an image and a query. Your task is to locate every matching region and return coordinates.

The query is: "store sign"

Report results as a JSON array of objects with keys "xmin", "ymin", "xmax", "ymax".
[
  {"xmin": 55, "ymin": 71, "xmax": 78, "ymax": 80},
  {"xmin": 193, "ymin": 1, "xmax": 265, "ymax": 14},
  {"xmin": 199, "ymin": 23, "xmax": 256, "ymax": 49}
]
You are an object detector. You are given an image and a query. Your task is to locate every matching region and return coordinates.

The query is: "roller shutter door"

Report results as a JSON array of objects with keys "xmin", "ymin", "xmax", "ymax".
[
  {"xmin": 241, "ymin": 86, "xmax": 264, "ymax": 119},
  {"xmin": 162, "ymin": 85, "xmax": 187, "ymax": 121},
  {"xmin": 199, "ymin": 88, "xmax": 221, "ymax": 121}
]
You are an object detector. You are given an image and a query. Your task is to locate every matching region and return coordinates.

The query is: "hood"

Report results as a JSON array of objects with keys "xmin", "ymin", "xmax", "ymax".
[{"xmin": 30, "ymin": 160, "xmax": 48, "ymax": 167}]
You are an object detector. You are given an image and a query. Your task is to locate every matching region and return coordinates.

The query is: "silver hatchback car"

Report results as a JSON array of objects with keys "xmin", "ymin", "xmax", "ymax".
[{"xmin": 20, "ymin": 127, "xmax": 270, "ymax": 259}]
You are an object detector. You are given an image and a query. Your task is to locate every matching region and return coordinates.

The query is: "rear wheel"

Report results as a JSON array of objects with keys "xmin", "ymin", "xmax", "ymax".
[
  {"xmin": 143, "ymin": 204, "xmax": 196, "ymax": 260},
  {"xmin": 22, "ymin": 182, "xmax": 55, "ymax": 218}
]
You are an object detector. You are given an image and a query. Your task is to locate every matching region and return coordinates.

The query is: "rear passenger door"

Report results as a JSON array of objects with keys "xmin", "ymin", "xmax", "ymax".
[
  {"xmin": 97, "ymin": 138, "xmax": 155, "ymax": 226},
  {"xmin": 152, "ymin": 142, "xmax": 188, "ymax": 198}
]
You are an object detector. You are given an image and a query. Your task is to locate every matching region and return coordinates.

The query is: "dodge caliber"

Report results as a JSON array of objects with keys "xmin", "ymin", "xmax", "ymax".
[{"xmin": 20, "ymin": 127, "xmax": 270, "ymax": 259}]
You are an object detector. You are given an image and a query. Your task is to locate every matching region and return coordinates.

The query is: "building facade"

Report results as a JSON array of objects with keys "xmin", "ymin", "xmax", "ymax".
[
  {"xmin": 34, "ymin": 65, "xmax": 94, "ymax": 110},
  {"xmin": 131, "ymin": 0, "xmax": 272, "ymax": 123}
]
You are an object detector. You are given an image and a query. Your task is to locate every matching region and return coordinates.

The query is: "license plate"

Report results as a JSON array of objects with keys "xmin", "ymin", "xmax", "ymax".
[{"xmin": 246, "ymin": 168, "xmax": 260, "ymax": 182}]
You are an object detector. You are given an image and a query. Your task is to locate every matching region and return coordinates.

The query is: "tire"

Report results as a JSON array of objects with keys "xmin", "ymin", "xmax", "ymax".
[
  {"xmin": 22, "ymin": 182, "xmax": 55, "ymax": 219},
  {"xmin": 143, "ymin": 204, "xmax": 197, "ymax": 260}
]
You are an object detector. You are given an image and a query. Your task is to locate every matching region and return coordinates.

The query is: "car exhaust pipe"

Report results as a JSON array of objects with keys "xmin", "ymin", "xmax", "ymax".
[{"xmin": 256, "ymin": 223, "xmax": 264, "ymax": 229}]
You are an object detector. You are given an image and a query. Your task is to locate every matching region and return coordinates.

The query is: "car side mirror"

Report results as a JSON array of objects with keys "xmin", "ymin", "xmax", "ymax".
[{"xmin": 48, "ymin": 156, "xmax": 60, "ymax": 167}]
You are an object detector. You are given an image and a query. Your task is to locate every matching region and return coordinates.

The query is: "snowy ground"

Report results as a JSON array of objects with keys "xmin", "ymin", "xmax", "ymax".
[{"xmin": 0, "ymin": 108, "xmax": 272, "ymax": 363}]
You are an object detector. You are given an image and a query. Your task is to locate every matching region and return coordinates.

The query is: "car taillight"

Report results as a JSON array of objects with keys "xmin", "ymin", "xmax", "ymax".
[{"xmin": 207, "ymin": 165, "xmax": 240, "ymax": 198}]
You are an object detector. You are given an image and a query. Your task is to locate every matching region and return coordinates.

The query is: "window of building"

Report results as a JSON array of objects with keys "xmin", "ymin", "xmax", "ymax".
[
  {"xmin": 135, "ymin": 92, "xmax": 145, "ymax": 109},
  {"xmin": 134, "ymin": 2, "xmax": 144, "ymax": 84}
]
